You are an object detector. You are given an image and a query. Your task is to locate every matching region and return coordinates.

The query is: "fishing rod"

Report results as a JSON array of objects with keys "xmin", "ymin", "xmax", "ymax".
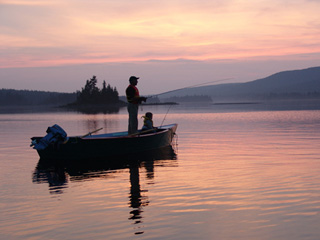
[
  {"xmin": 160, "ymin": 104, "xmax": 173, "ymax": 127},
  {"xmin": 148, "ymin": 77, "xmax": 234, "ymax": 98},
  {"xmin": 150, "ymin": 77, "xmax": 233, "ymax": 126}
]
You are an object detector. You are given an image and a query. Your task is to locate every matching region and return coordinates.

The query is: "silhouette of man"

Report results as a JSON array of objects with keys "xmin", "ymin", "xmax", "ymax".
[{"xmin": 126, "ymin": 76, "xmax": 147, "ymax": 134}]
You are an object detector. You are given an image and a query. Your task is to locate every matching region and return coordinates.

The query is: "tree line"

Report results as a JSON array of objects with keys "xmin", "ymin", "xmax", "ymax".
[
  {"xmin": 0, "ymin": 88, "xmax": 76, "ymax": 106},
  {"xmin": 0, "ymin": 76, "xmax": 121, "ymax": 107}
]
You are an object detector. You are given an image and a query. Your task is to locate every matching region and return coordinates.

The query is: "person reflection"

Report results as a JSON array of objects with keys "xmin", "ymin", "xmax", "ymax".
[
  {"xmin": 143, "ymin": 160, "xmax": 155, "ymax": 180},
  {"xmin": 129, "ymin": 163, "xmax": 142, "ymax": 222},
  {"xmin": 128, "ymin": 162, "xmax": 150, "ymax": 235}
]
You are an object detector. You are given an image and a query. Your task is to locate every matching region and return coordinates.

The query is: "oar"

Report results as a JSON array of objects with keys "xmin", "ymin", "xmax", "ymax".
[{"xmin": 81, "ymin": 128, "xmax": 103, "ymax": 138}]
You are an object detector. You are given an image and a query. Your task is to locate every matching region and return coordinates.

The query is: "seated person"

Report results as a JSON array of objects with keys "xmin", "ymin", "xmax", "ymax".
[{"xmin": 141, "ymin": 112, "xmax": 156, "ymax": 132}]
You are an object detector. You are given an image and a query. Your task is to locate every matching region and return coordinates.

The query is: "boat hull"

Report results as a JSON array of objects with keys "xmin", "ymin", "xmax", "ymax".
[{"xmin": 32, "ymin": 124, "xmax": 177, "ymax": 161}]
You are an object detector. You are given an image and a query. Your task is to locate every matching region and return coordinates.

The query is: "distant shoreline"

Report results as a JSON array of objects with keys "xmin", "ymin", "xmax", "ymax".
[
  {"xmin": 1, "ymin": 98, "xmax": 320, "ymax": 114},
  {"xmin": 213, "ymin": 102, "xmax": 261, "ymax": 105},
  {"xmin": 141, "ymin": 102, "xmax": 178, "ymax": 106}
]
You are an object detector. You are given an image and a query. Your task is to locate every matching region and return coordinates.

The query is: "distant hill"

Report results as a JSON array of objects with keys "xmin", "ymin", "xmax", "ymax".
[{"xmin": 159, "ymin": 66, "xmax": 320, "ymax": 102}]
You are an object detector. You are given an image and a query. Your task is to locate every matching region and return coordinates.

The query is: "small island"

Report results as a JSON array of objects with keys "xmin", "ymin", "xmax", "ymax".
[{"xmin": 63, "ymin": 75, "xmax": 126, "ymax": 113}]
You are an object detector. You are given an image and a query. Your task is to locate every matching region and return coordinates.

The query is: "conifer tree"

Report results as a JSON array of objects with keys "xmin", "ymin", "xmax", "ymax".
[{"xmin": 76, "ymin": 76, "xmax": 119, "ymax": 104}]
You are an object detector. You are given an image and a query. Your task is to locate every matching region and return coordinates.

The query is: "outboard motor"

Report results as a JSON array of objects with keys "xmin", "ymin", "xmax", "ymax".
[{"xmin": 31, "ymin": 124, "xmax": 68, "ymax": 150}]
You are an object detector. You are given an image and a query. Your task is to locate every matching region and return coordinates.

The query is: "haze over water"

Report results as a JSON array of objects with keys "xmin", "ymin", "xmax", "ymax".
[{"xmin": 1, "ymin": 103, "xmax": 320, "ymax": 240}]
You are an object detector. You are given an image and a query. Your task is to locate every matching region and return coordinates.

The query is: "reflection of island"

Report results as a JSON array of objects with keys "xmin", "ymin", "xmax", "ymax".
[
  {"xmin": 32, "ymin": 146, "xmax": 177, "ymax": 235},
  {"xmin": 62, "ymin": 103, "xmax": 124, "ymax": 114}
]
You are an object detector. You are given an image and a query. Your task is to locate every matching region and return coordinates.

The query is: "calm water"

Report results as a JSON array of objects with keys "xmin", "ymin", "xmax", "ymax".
[{"xmin": 1, "ymin": 103, "xmax": 320, "ymax": 240}]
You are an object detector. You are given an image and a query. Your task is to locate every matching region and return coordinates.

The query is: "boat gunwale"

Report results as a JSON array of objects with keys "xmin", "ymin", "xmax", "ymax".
[{"xmin": 81, "ymin": 127, "xmax": 171, "ymax": 140}]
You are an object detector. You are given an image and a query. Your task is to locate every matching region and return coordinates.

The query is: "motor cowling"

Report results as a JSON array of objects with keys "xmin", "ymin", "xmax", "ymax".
[{"xmin": 31, "ymin": 124, "xmax": 68, "ymax": 150}]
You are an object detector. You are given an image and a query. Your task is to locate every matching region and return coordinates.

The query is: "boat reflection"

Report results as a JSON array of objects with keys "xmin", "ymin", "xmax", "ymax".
[
  {"xmin": 32, "ymin": 146, "xmax": 177, "ymax": 235},
  {"xmin": 32, "ymin": 163, "xmax": 68, "ymax": 194},
  {"xmin": 33, "ymin": 145, "xmax": 177, "ymax": 188}
]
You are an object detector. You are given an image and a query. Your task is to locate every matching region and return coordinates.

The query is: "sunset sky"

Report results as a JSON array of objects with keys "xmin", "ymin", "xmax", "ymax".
[{"xmin": 1, "ymin": 0, "xmax": 320, "ymax": 94}]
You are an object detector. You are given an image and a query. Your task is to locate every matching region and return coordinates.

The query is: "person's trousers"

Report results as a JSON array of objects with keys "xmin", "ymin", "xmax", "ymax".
[{"xmin": 127, "ymin": 103, "xmax": 139, "ymax": 134}]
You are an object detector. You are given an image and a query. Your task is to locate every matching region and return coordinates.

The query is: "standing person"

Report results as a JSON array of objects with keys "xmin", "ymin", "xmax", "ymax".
[{"xmin": 126, "ymin": 76, "xmax": 147, "ymax": 134}]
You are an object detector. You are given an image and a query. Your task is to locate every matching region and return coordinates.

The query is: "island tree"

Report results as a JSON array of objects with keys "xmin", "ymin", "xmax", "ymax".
[{"xmin": 76, "ymin": 76, "xmax": 120, "ymax": 105}]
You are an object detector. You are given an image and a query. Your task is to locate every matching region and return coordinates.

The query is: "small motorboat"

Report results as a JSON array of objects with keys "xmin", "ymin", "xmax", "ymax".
[{"xmin": 31, "ymin": 124, "xmax": 178, "ymax": 161}]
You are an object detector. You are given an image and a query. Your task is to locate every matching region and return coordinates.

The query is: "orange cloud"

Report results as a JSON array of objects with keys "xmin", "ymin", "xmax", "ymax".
[{"xmin": 1, "ymin": 0, "xmax": 320, "ymax": 68}]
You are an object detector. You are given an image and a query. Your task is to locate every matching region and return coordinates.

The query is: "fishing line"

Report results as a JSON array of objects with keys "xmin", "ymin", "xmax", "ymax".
[
  {"xmin": 160, "ymin": 104, "xmax": 174, "ymax": 127},
  {"xmin": 149, "ymin": 77, "xmax": 234, "ymax": 98},
  {"xmin": 152, "ymin": 77, "xmax": 233, "ymax": 127}
]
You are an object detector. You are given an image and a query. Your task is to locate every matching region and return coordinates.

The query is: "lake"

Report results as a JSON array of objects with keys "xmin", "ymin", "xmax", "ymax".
[{"xmin": 1, "ymin": 101, "xmax": 320, "ymax": 240}]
